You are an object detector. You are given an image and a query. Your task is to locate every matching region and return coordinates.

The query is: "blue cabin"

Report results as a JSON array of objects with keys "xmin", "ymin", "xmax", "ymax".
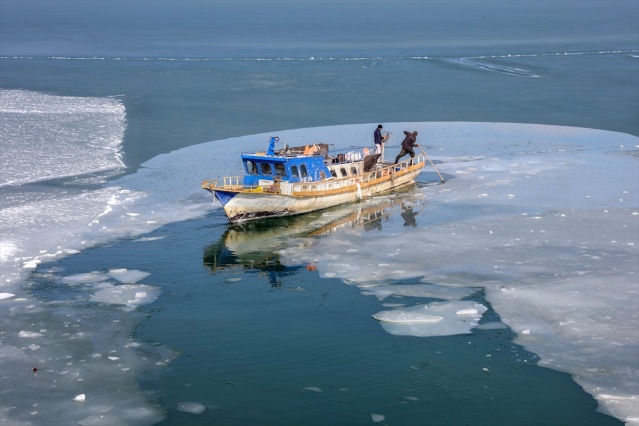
[{"xmin": 241, "ymin": 137, "xmax": 333, "ymax": 186}]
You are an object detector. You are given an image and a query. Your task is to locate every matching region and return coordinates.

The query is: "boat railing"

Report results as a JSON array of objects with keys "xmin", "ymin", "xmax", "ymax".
[
  {"xmin": 327, "ymin": 146, "xmax": 371, "ymax": 165},
  {"xmin": 221, "ymin": 176, "xmax": 245, "ymax": 188},
  {"xmin": 203, "ymin": 154, "xmax": 425, "ymax": 196},
  {"xmin": 290, "ymin": 154, "xmax": 425, "ymax": 196},
  {"xmin": 202, "ymin": 176, "xmax": 246, "ymax": 191},
  {"xmin": 201, "ymin": 179, "xmax": 218, "ymax": 190}
]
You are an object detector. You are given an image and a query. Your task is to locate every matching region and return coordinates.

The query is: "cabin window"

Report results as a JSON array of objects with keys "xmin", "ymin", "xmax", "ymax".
[
  {"xmin": 291, "ymin": 165, "xmax": 299, "ymax": 178},
  {"xmin": 300, "ymin": 164, "xmax": 308, "ymax": 178},
  {"xmin": 260, "ymin": 163, "xmax": 272, "ymax": 175},
  {"xmin": 340, "ymin": 168, "xmax": 348, "ymax": 177},
  {"xmin": 274, "ymin": 163, "xmax": 286, "ymax": 177},
  {"xmin": 319, "ymin": 171, "xmax": 326, "ymax": 179},
  {"xmin": 330, "ymin": 169, "xmax": 337, "ymax": 178},
  {"xmin": 246, "ymin": 160, "xmax": 258, "ymax": 175},
  {"xmin": 351, "ymin": 166, "xmax": 358, "ymax": 175}
]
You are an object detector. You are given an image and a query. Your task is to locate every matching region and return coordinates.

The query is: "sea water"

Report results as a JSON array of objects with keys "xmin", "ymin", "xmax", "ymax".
[{"xmin": 1, "ymin": 1, "xmax": 638, "ymax": 425}]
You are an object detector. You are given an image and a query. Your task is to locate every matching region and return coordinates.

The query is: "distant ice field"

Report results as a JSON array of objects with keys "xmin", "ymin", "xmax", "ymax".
[
  {"xmin": 0, "ymin": 88, "xmax": 637, "ymax": 425},
  {"xmin": 0, "ymin": 90, "xmax": 125, "ymax": 187}
]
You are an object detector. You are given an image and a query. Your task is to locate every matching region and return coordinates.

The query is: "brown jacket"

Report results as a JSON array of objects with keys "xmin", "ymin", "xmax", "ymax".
[{"xmin": 401, "ymin": 131, "xmax": 417, "ymax": 150}]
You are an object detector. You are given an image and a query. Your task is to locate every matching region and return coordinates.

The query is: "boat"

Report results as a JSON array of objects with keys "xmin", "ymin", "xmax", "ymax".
[{"xmin": 202, "ymin": 135, "xmax": 433, "ymax": 223}]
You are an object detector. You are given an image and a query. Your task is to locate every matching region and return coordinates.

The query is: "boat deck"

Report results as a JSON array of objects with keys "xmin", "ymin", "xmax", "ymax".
[{"xmin": 202, "ymin": 154, "xmax": 425, "ymax": 197}]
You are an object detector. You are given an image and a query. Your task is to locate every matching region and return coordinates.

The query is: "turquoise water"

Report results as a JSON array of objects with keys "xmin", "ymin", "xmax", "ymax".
[
  {"xmin": 44, "ymin": 211, "xmax": 619, "ymax": 426},
  {"xmin": 1, "ymin": 1, "xmax": 637, "ymax": 424}
]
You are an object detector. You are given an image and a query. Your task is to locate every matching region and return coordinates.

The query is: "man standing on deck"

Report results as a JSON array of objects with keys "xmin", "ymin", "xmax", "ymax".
[
  {"xmin": 374, "ymin": 124, "xmax": 385, "ymax": 154},
  {"xmin": 394, "ymin": 131, "xmax": 419, "ymax": 164}
]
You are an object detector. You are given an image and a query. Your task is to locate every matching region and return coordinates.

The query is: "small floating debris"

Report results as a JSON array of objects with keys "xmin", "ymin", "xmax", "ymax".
[
  {"xmin": 371, "ymin": 413, "xmax": 385, "ymax": 423},
  {"xmin": 177, "ymin": 402, "xmax": 206, "ymax": 414},
  {"xmin": 19, "ymin": 331, "xmax": 43, "ymax": 338},
  {"xmin": 456, "ymin": 308, "xmax": 479, "ymax": 316}
]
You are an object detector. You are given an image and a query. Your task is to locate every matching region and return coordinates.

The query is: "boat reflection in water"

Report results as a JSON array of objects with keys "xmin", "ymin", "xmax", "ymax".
[{"xmin": 202, "ymin": 193, "xmax": 426, "ymax": 285}]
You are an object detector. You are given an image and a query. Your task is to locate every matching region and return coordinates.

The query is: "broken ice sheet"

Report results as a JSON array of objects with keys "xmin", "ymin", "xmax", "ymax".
[
  {"xmin": 107, "ymin": 268, "xmax": 150, "ymax": 284},
  {"xmin": 90, "ymin": 283, "xmax": 159, "ymax": 307},
  {"xmin": 373, "ymin": 301, "xmax": 488, "ymax": 337},
  {"xmin": 177, "ymin": 402, "xmax": 206, "ymax": 414},
  {"xmin": 61, "ymin": 271, "xmax": 110, "ymax": 286}
]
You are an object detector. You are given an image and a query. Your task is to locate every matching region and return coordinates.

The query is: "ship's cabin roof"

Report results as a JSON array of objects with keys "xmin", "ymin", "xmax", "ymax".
[
  {"xmin": 239, "ymin": 141, "xmax": 373, "ymax": 186},
  {"xmin": 241, "ymin": 152, "xmax": 330, "ymax": 185}
]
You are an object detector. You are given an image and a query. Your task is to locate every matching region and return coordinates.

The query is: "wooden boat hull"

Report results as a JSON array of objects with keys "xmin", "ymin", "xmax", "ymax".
[{"xmin": 211, "ymin": 163, "xmax": 423, "ymax": 223}]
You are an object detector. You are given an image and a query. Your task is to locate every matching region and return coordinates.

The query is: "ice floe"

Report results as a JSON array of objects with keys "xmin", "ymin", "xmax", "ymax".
[
  {"xmin": 62, "ymin": 271, "xmax": 111, "ymax": 286},
  {"xmin": 108, "ymin": 268, "xmax": 151, "ymax": 284},
  {"xmin": 177, "ymin": 402, "xmax": 206, "ymax": 414},
  {"xmin": 373, "ymin": 301, "xmax": 488, "ymax": 337},
  {"xmin": 91, "ymin": 283, "xmax": 159, "ymax": 307}
]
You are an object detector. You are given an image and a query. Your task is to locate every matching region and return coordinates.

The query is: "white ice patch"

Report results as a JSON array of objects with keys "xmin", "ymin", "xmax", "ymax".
[
  {"xmin": 177, "ymin": 402, "xmax": 206, "ymax": 414},
  {"xmin": 371, "ymin": 413, "xmax": 386, "ymax": 423},
  {"xmin": 22, "ymin": 259, "xmax": 41, "ymax": 269},
  {"xmin": 18, "ymin": 331, "xmax": 43, "ymax": 338},
  {"xmin": 107, "ymin": 269, "xmax": 151, "ymax": 284},
  {"xmin": 62, "ymin": 271, "xmax": 111, "ymax": 286},
  {"xmin": 373, "ymin": 301, "xmax": 487, "ymax": 337},
  {"xmin": 0, "ymin": 240, "xmax": 17, "ymax": 261},
  {"xmin": 373, "ymin": 310, "xmax": 444, "ymax": 323},
  {"xmin": 91, "ymin": 284, "xmax": 160, "ymax": 308},
  {"xmin": 0, "ymin": 90, "xmax": 125, "ymax": 188}
]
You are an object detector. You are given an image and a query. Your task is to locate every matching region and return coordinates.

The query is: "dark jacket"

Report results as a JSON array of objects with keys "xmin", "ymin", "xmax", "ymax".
[
  {"xmin": 374, "ymin": 128, "xmax": 383, "ymax": 144},
  {"xmin": 401, "ymin": 131, "xmax": 417, "ymax": 150}
]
